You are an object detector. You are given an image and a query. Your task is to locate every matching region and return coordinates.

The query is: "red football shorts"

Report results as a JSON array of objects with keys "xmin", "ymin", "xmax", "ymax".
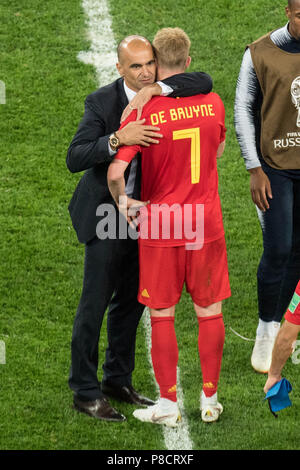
[
  {"xmin": 138, "ymin": 237, "xmax": 231, "ymax": 309},
  {"xmin": 284, "ymin": 281, "xmax": 300, "ymax": 325}
]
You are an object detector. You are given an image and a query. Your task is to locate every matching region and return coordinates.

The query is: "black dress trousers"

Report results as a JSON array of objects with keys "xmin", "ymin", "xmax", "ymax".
[{"xmin": 69, "ymin": 231, "xmax": 144, "ymax": 401}]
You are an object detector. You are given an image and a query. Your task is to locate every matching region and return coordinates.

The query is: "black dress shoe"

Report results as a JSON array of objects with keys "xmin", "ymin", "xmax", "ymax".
[
  {"xmin": 73, "ymin": 396, "xmax": 126, "ymax": 422},
  {"xmin": 101, "ymin": 382, "xmax": 155, "ymax": 406}
]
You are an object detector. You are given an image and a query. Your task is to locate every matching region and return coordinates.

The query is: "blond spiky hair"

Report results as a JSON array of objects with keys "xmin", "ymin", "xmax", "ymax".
[{"xmin": 152, "ymin": 27, "xmax": 191, "ymax": 69}]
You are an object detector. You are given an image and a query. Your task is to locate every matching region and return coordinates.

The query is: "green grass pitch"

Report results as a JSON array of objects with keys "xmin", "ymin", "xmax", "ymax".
[{"xmin": 0, "ymin": 0, "xmax": 299, "ymax": 450}]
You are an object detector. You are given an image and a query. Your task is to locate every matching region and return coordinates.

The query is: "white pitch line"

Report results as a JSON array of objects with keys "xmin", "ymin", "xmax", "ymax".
[
  {"xmin": 78, "ymin": 0, "xmax": 119, "ymax": 87},
  {"xmin": 78, "ymin": 0, "xmax": 194, "ymax": 450}
]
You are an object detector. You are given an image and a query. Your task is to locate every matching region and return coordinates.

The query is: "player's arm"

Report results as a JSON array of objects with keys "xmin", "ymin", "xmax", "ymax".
[
  {"xmin": 216, "ymin": 99, "xmax": 226, "ymax": 159},
  {"xmin": 234, "ymin": 48, "xmax": 272, "ymax": 212},
  {"xmin": 109, "ymin": 111, "xmax": 143, "ymax": 204},
  {"xmin": 264, "ymin": 320, "xmax": 300, "ymax": 393},
  {"xmin": 217, "ymin": 140, "xmax": 226, "ymax": 159},
  {"xmin": 107, "ymin": 158, "xmax": 130, "ymax": 206},
  {"xmin": 107, "ymin": 158, "xmax": 140, "ymax": 225},
  {"xmin": 234, "ymin": 48, "xmax": 262, "ymax": 170},
  {"xmin": 248, "ymin": 166, "xmax": 273, "ymax": 213},
  {"xmin": 107, "ymin": 145, "xmax": 149, "ymax": 225},
  {"xmin": 121, "ymin": 72, "xmax": 213, "ymax": 121}
]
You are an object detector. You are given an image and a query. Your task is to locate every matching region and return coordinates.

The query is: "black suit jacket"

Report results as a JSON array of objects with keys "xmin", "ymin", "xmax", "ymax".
[{"xmin": 66, "ymin": 73, "xmax": 213, "ymax": 244}]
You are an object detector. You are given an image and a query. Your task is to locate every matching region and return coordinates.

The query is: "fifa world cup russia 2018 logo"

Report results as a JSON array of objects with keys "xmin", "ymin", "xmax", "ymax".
[{"xmin": 291, "ymin": 76, "xmax": 300, "ymax": 128}]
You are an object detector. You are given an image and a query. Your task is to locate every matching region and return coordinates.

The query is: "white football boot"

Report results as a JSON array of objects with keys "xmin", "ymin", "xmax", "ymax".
[
  {"xmin": 251, "ymin": 320, "xmax": 280, "ymax": 373},
  {"xmin": 133, "ymin": 400, "xmax": 181, "ymax": 428},
  {"xmin": 200, "ymin": 391, "xmax": 223, "ymax": 423}
]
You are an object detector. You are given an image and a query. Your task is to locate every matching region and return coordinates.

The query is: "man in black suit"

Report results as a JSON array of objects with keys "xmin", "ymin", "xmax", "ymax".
[{"xmin": 67, "ymin": 34, "xmax": 213, "ymax": 422}]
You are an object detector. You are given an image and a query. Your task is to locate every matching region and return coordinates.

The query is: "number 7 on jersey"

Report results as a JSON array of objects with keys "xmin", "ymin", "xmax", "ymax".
[{"xmin": 173, "ymin": 128, "xmax": 200, "ymax": 184}]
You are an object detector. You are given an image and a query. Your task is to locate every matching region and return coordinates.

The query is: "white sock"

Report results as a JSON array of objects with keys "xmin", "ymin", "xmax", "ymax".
[
  {"xmin": 256, "ymin": 319, "xmax": 269, "ymax": 337},
  {"xmin": 158, "ymin": 398, "xmax": 178, "ymax": 413},
  {"xmin": 256, "ymin": 319, "xmax": 280, "ymax": 337},
  {"xmin": 201, "ymin": 391, "xmax": 217, "ymax": 405},
  {"xmin": 272, "ymin": 321, "xmax": 280, "ymax": 337}
]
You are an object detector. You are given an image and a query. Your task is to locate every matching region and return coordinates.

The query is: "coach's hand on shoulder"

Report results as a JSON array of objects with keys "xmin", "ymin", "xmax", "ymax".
[
  {"xmin": 117, "ymin": 119, "xmax": 163, "ymax": 148},
  {"xmin": 249, "ymin": 166, "xmax": 273, "ymax": 212}
]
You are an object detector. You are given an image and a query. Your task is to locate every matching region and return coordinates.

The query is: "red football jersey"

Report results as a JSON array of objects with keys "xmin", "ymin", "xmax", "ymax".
[
  {"xmin": 285, "ymin": 280, "xmax": 300, "ymax": 325},
  {"xmin": 116, "ymin": 92, "xmax": 226, "ymax": 246}
]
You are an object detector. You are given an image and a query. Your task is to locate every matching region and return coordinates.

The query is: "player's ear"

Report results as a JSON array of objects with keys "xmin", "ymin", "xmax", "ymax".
[
  {"xmin": 185, "ymin": 56, "xmax": 191, "ymax": 69},
  {"xmin": 116, "ymin": 62, "xmax": 124, "ymax": 77},
  {"xmin": 285, "ymin": 6, "xmax": 291, "ymax": 20}
]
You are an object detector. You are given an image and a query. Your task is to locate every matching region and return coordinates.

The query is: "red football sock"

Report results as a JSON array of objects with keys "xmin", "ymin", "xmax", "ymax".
[
  {"xmin": 150, "ymin": 316, "xmax": 178, "ymax": 402},
  {"xmin": 197, "ymin": 313, "xmax": 225, "ymax": 397}
]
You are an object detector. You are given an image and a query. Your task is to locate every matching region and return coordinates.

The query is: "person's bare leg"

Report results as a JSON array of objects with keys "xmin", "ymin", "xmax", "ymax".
[{"xmin": 264, "ymin": 320, "xmax": 300, "ymax": 393}]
